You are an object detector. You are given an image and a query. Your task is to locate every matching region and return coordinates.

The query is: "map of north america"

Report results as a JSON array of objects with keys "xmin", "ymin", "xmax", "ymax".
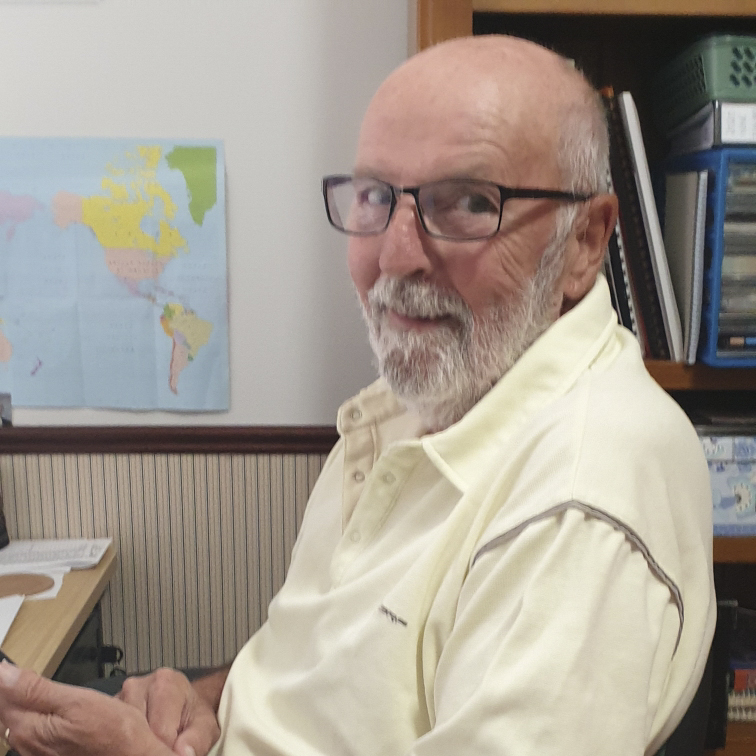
[{"xmin": 0, "ymin": 139, "xmax": 228, "ymax": 410}]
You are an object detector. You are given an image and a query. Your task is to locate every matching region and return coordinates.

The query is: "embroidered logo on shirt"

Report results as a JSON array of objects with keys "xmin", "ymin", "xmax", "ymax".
[{"xmin": 379, "ymin": 605, "xmax": 407, "ymax": 626}]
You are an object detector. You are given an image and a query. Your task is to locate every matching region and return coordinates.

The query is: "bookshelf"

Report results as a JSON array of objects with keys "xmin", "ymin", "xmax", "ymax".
[
  {"xmin": 413, "ymin": 1, "xmax": 756, "ymax": 753},
  {"xmin": 708, "ymin": 722, "xmax": 756, "ymax": 756}
]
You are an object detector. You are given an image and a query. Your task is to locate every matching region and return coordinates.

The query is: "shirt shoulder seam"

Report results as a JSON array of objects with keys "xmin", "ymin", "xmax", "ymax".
[{"xmin": 471, "ymin": 499, "xmax": 684, "ymax": 651}]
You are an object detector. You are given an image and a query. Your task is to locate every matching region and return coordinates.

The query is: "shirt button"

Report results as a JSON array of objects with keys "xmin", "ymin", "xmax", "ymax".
[
  {"xmin": 350, "ymin": 531, "xmax": 362, "ymax": 543},
  {"xmin": 353, "ymin": 470, "xmax": 365, "ymax": 483},
  {"xmin": 382, "ymin": 472, "xmax": 395, "ymax": 485},
  {"xmin": 350, "ymin": 408, "xmax": 362, "ymax": 421}
]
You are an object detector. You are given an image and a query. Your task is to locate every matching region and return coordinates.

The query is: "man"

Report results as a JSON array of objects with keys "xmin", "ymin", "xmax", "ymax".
[{"xmin": 0, "ymin": 34, "xmax": 715, "ymax": 756}]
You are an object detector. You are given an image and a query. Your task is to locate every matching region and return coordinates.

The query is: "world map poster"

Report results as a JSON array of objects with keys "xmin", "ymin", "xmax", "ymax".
[{"xmin": 0, "ymin": 138, "xmax": 229, "ymax": 410}]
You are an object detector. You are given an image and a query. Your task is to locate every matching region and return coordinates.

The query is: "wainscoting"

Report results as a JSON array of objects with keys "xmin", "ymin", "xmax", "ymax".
[{"xmin": 0, "ymin": 437, "xmax": 332, "ymax": 674}]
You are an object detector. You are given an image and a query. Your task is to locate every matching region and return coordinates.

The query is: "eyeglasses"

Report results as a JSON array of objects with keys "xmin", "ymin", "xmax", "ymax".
[{"xmin": 322, "ymin": 174, "xmax": 593, "ymax": 242}]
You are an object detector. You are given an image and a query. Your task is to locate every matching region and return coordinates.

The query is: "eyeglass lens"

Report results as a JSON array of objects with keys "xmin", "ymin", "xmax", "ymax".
[{"xmin": 326, "ymin": 177, "xmax": 502, "ymax": 240}]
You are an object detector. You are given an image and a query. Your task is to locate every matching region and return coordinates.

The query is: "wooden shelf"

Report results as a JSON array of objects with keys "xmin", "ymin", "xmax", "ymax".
[
  {"xmin": 714, "ymin": 538, "xmax": 756, "ymax": 564},
  {"xmin": 644, "ymin": 362, "xmax": 756, "ymax": 392},
  {"xmin": 474, "ymin": 0, "xmax": 756, "ymax": 15},
  {"xmin": 705, "ymin": 722, "xmax": 756, "ymax": 756}
]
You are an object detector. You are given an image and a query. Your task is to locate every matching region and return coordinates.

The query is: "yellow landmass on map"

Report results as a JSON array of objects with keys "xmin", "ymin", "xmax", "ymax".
[
  {"xmin": 160, "ymin": 304, "xmax": 213, "ymax": 393},
  {"xmin": 82, "ymin": 164, "xmax": 185, "ymax": 260},
  {"xmin": 53, "ymin": 146, "xmax": 187, "ymax": 268}
]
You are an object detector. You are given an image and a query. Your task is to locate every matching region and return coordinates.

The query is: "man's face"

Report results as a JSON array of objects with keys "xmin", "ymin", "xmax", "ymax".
[{"xmin": 348, "ymin": 70, "xmax": 576, "ymax": 428}]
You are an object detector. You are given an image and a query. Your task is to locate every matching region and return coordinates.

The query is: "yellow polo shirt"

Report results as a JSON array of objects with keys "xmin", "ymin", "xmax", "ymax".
[{"xmin": 212, "ymin": 276, "xmax": 715, "ymax": 756}]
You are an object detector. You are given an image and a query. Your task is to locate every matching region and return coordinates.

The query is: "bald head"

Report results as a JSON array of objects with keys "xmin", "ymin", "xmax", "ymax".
[{"xmin": 359, "ymin": 35, "xmax": 609, "ymax": 195}]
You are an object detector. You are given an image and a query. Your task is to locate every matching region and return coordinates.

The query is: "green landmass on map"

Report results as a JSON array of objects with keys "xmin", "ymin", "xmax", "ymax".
[{"xmin": 165, "ymin": 146, "xmax": 217, "ymax": 226}]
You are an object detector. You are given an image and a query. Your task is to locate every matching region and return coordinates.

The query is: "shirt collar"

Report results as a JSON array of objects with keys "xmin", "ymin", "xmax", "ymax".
[
  {"xmin": 424, "ymin": 275, "xmax": 620, "ymax": 491},
  {"xmin": 336, "ymin": 275, "xmax": 620, "ymax": 491}
]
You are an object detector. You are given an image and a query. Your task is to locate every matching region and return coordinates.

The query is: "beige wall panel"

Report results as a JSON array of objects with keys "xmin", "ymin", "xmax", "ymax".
[{"xmin": 0, "ymin": 451, "xmax": 325, "ymax": 675}]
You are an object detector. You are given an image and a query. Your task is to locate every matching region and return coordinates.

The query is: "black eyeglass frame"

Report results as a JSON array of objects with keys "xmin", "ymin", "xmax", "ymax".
[{"xmin": 322, "ymin": 174, "xmax": 595, "ymax": 242}]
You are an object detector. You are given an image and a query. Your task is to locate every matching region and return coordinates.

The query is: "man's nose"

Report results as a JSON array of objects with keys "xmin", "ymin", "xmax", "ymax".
[{"xmin": 378, "ymin": 196, "xmax": 434, "ymax": 278}]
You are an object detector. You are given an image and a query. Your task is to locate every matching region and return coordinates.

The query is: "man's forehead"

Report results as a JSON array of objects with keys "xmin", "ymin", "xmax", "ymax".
[{"xmin": 355, "ymin": 65, "xmax": 559, "ymax": 185}]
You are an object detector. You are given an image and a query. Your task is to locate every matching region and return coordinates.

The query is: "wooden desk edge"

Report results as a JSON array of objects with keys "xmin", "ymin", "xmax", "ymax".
[{"xmin": 2, "ymin": 544, "xmax": 117, "ymax": 678}]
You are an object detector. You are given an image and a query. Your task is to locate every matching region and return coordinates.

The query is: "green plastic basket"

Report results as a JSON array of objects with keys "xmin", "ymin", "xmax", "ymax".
[{"xmin": 652, "ymin": 35, "xmax": 756, "ymax": 134}]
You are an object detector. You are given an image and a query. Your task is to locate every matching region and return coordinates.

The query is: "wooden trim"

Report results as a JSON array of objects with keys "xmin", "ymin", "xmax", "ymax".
[
  {"xmin": 714, "ymin": 537, "xmax": 756, "ymax": 564},
  {"xmin": 415, "ymin": 0, "xmax": 473, "ymax": 51},
  {"xmin": 0, "ymin": 426, "xmax": 339, "ymax": 455},
  {"xmin": 704, "ymin": 722, "xmax": 756, "ymax": 755},
  {"xmin": 474, "ymin": 0, "xmax": 756, "ymax": 14},
  {"xmin": 645, "ymin": 361, "xmax": 756, "ymax": 392}
]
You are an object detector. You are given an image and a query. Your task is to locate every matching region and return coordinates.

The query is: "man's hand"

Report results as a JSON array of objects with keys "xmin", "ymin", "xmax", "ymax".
[
  {"xmin": 0, "ymin": 662, "xmax": 175, "ymax": 756},
  {"xmin": 117, "ymin": 667, "xmax": 225, "ymax": 756}
]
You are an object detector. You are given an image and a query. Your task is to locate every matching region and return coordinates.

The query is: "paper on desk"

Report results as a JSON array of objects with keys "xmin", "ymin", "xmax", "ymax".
[
  {"xmin": 0, "ymin": 567, "xmax": 67, "ymax": 600},
  {"xmin": 0, "ymin": 538, "xmax": 111, "ymax": 571},
  {"xmin": 0, "ymin": 594, "xmax": 24, "ymax": 646}
]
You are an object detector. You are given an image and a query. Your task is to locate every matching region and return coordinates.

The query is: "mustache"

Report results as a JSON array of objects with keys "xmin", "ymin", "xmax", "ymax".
[{"xmin": 367, "ymin": 277, "xmax": 472, "ymax": 323}]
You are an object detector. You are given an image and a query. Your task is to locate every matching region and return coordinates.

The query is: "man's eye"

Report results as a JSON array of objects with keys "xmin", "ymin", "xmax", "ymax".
[
  {"xmin": 358, "ymin": 186, "xmax": 392, "ymax": 206},
  {"xmin": 462, "ymin": 193, "xmax": 498, "ymax": 214}
]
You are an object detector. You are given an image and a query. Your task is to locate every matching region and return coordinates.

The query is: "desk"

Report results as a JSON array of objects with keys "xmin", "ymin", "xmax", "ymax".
[{"xmin": 3, "ymin": 544, "xmax": 116, "ymax": 677}]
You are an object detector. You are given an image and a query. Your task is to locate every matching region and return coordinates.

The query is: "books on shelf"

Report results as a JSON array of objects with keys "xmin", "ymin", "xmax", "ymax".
[
  {"xmin": 728, "ymin": 690, "xmax": 756, "ymax": 722},
  {"xmin": 603, "ymin": 166, "xmax": 643, "ymax": 349},
  {"xmin": 617, "ymin": 91, "xmax": 684, "ymax": 363},
  {"xmin": 725, "ymin": 604, "xmax": 756, "ymax": 724},
  {"xmin": 602, "ymin": 88, "xmax": 683, "ymax": 361},
  {"xmin": 662, "ymin": 170, "xmax": 708, "ymax": 365}
]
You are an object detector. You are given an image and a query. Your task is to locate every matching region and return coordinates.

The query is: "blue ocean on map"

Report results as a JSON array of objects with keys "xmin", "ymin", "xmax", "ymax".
[{"xmin": 0, "ymin": 138, "xmax": 229, "ymax": 410}]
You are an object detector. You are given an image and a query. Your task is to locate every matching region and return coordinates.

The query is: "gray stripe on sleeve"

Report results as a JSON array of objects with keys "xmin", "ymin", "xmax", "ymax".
[{"xmin": 471, "ymin": 500, "xmax": 684, "ymax": 652}]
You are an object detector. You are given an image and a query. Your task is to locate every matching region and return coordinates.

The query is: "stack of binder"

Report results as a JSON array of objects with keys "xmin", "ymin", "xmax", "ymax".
[
  {"xmin": 601, "ymin": 87, "xmax": 683, "ymax": 362},
  {"xmin": 654, "ymin": 35, "xmax": 756, "ymax": 367}
]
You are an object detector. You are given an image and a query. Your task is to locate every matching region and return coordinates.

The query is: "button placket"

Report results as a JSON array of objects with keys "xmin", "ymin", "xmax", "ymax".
[
  {"xmin": 333, "ymin": 440, "xmax": 423, "ymax": 584},
  {"xmin": 341, "ymin": 411, "xmax": 374, "ymax": 526}
]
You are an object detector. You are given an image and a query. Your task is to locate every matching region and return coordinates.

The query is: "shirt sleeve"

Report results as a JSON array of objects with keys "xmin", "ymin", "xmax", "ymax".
[{"xmin": 410, "ymin": 506, "xmax": 680, "ymax": 756}]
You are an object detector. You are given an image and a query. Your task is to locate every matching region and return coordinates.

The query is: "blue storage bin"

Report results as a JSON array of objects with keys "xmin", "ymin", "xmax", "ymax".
[{"xmin": 667, "ymin": 147, "xmax": 756, "ymax": 367}]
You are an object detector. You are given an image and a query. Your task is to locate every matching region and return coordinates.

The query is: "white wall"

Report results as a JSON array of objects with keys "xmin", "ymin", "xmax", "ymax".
[{"xmin": 0, "ymin": 0, "xmax": 409, "ymax": 426}]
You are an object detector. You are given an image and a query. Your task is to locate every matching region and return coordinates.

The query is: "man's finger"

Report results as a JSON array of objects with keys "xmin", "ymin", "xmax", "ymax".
[
  {"xmin": 0, "ymin": 661, "xmax": 61, "ymax": 716},
  {"xmin": 116, "ymin": 675, "xmax": 150, "ymax": 717},
  {"xmin": 173, "ymin": 709, "xmax": 221, "ymax": 756},
  {"xmin": 144, "ymin": 670, "xmax": 190, "ymax": 747}
]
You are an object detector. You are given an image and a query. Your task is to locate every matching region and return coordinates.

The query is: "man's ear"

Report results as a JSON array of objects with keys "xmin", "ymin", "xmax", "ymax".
[{"xmin": 559, "ymin": 193, "xmax": 619, "ymax": 312}]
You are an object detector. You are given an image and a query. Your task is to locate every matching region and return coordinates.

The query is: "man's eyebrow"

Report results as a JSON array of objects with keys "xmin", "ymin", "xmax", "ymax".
[{"xmin": 350, "ymin": 170, "xmax": 503, "ymax": 185}]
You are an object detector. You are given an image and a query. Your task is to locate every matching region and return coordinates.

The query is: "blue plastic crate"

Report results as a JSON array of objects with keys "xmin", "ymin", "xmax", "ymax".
[{"xmin": 666, "ymin": 147, "xmax": 756, "ymax": 367}]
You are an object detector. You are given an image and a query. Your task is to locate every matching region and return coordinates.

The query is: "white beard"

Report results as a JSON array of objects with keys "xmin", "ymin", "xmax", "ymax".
[{"xmin": 360, "ymin": 226, "xmax": 570, "ymax": 432}]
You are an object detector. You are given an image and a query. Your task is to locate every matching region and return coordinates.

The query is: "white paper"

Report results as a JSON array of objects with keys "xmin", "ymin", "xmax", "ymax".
[
  {"xmin": 0, "ymin": 595, "xmax": 24, "ymax": 647},
  {"xmin": 721, "ymin": 102, "xmax": 756, "ymax": 143}
]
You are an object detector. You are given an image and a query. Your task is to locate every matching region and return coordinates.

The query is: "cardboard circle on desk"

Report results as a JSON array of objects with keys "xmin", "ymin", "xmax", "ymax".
[{"xmin": 0, "ymin": 573, "xmax": 54, "ymax": 597}]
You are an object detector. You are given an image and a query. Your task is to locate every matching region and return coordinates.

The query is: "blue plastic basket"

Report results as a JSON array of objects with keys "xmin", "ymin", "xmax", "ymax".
[{"xmin": 666, "ymin": 147, "xmax": 756, "ymax": 367}]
